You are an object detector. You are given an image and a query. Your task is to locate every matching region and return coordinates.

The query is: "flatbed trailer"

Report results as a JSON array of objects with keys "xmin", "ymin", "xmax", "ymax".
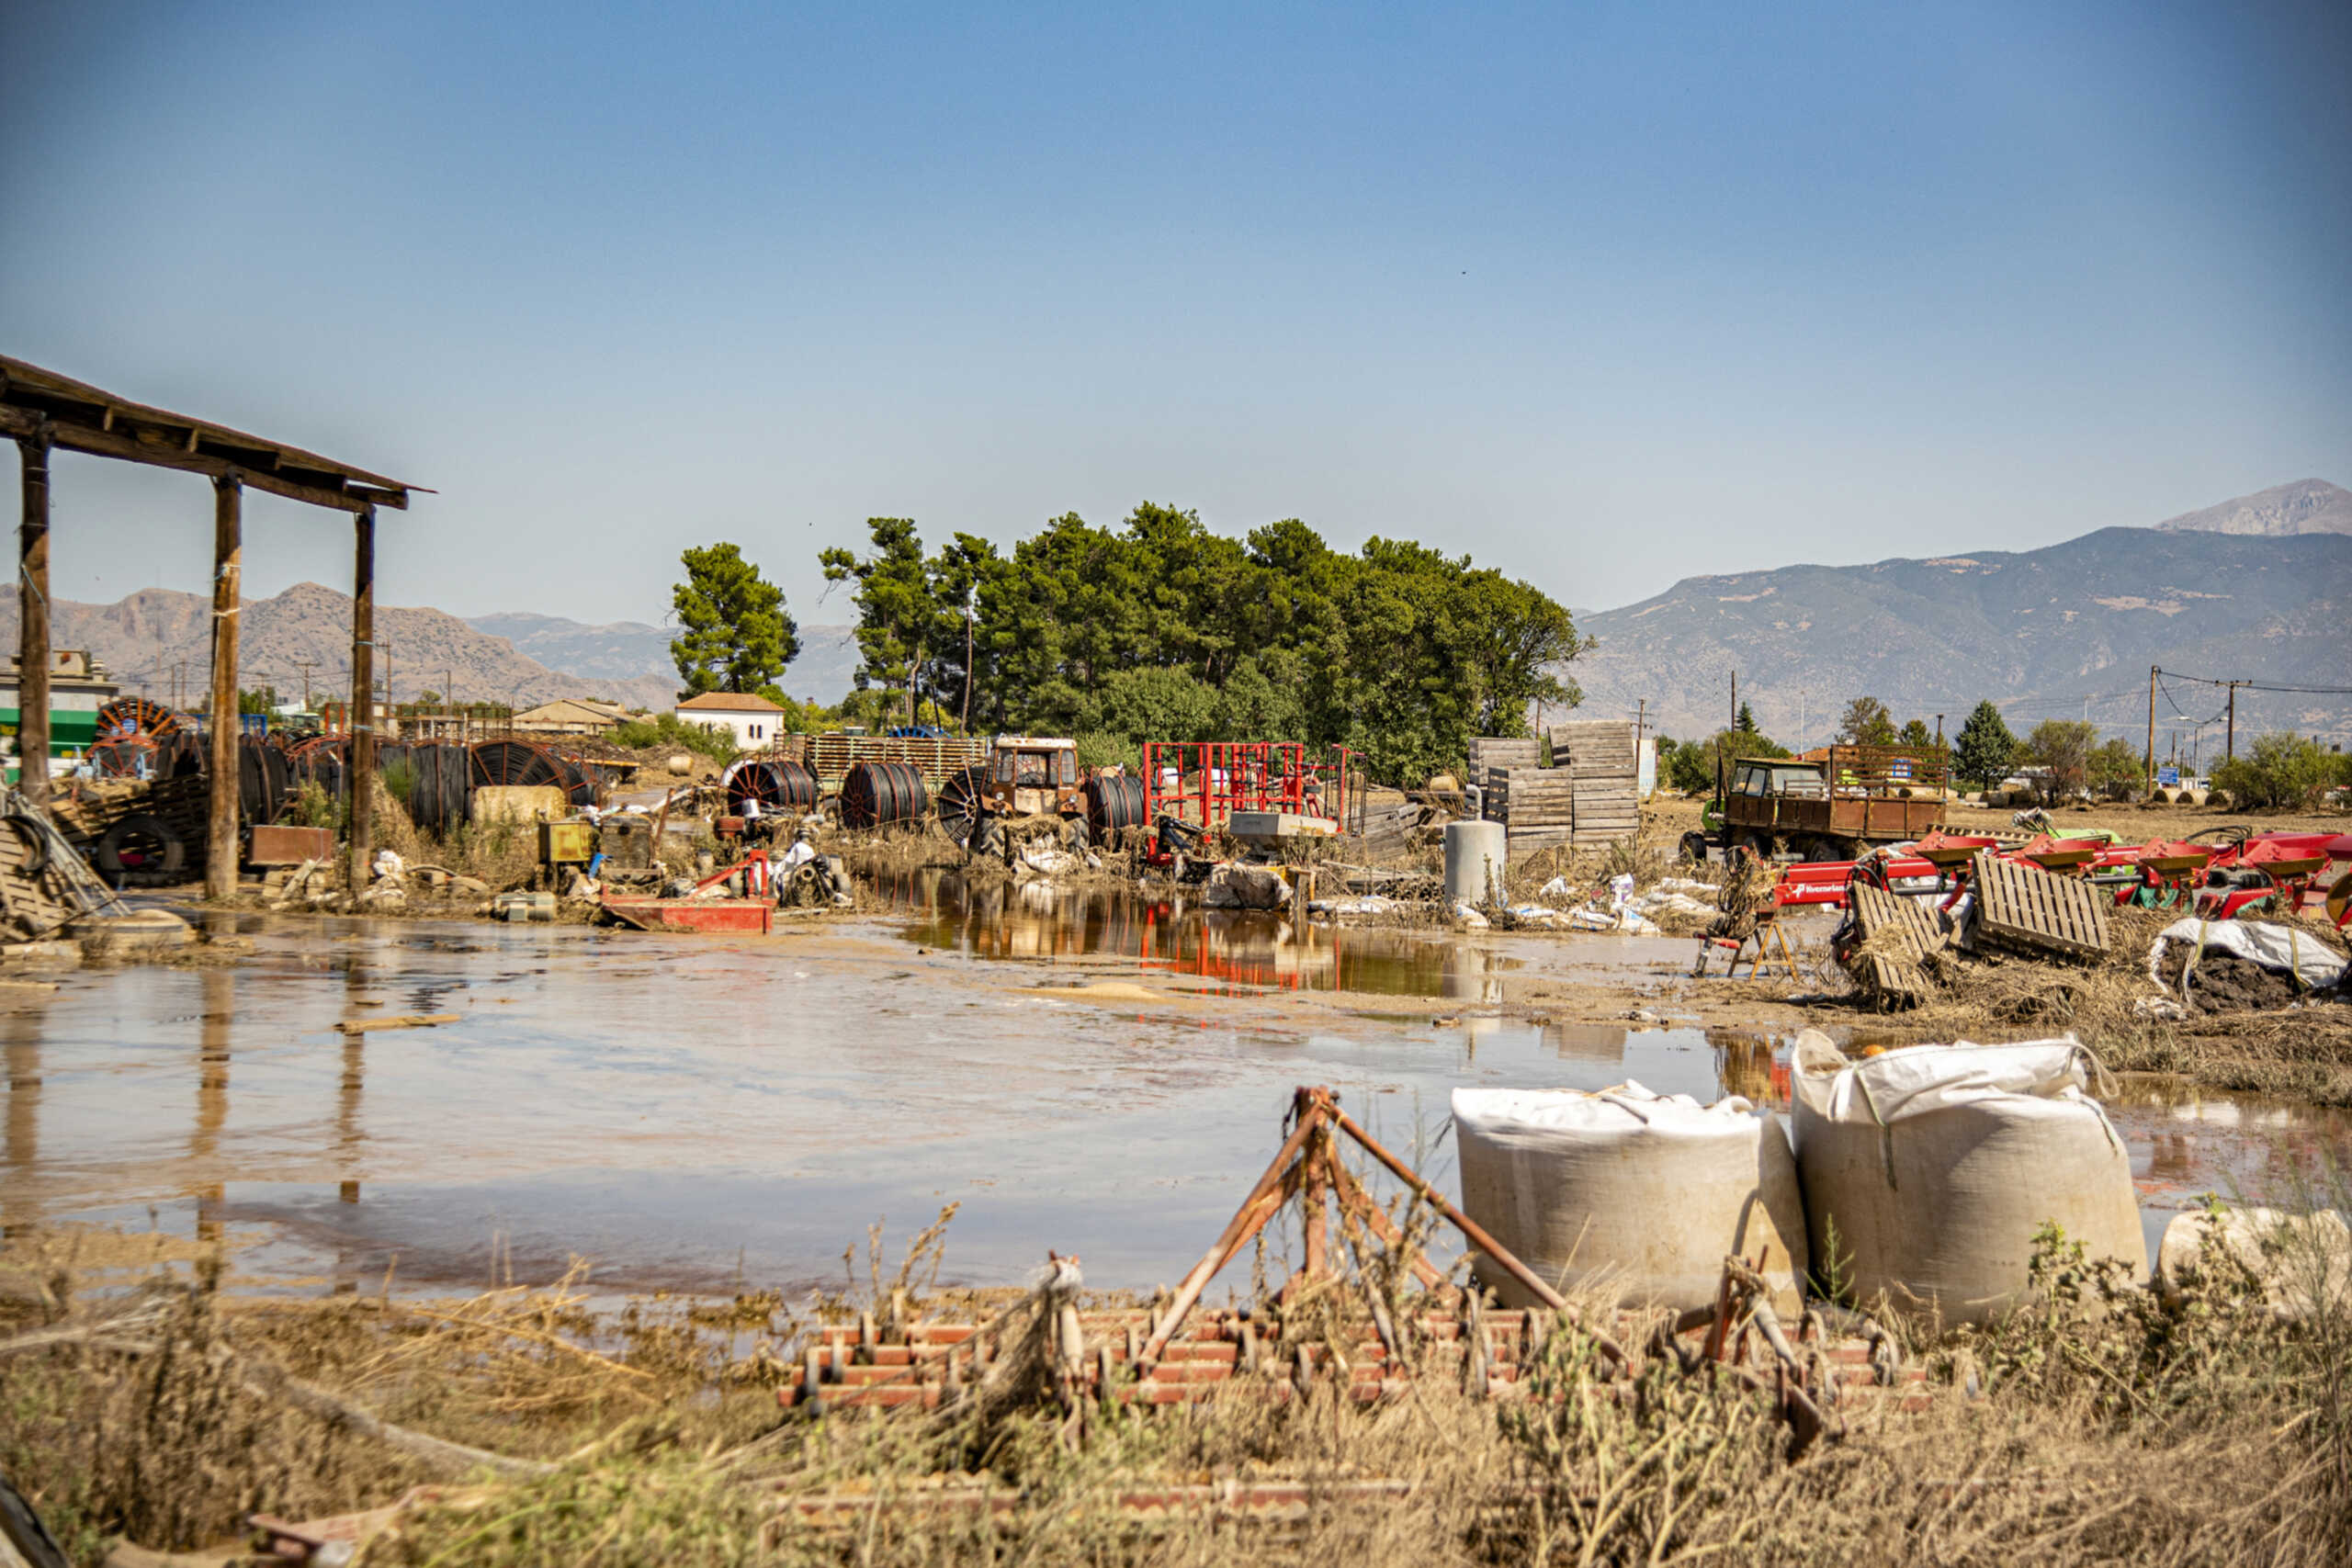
[{"xmin": 1687, "ymin": 743, "xmax": 1951, "ymax": 863}]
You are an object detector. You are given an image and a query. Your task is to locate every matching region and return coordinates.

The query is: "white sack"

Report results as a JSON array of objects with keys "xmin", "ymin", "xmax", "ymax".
[
  {"xmin": 2146, "ymin": 919, "xmax": 2347, "ymax": 992},
  {"xmin": 1790, "ymin": 1031, "xmax": 2144, "ymax": 1325},
  {"xmin": 2155, "ymin": 1206, "xmax": 2350, "ymax": 1320},
  {"xmin": 1453, "ymin": 1083, "xmax": 1808, "ymax": 1314}
]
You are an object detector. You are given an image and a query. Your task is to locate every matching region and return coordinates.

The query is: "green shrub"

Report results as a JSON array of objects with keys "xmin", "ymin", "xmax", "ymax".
[
  {"xmin": 611, "ymin": 713, "xmax": 741, "ymax": 762},
  {"xmin": 1074, "ymin": 731, "xmax": 1138, "ymax": 773},
  {"xmin": 2210, "ymin": 732, "xmax": 2345, "ymax": 810}
]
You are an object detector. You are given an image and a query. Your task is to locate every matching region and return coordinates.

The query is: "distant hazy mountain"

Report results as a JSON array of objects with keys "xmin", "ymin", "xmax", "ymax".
[
  {"xmin": 463, "ymin": 613, "xmax": 865, "ymax": 706},
  {"xmin": 0, "ymin": 583, "xmax": 680, "ymax": 714},
  {"xmin": 2152, "ymin": 479, "xmax": 2352, "ymax": 538},
  {"xmin": 1568, "ymin": 520, "xmax": 2352, "ymax": 749}
]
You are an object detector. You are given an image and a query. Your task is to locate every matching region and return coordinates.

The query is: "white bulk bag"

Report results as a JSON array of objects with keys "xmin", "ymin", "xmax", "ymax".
[
  {"xmin": 1453, "ymin": 1083, "xmax": 1809, "ymax": 1314},
  {"xmin": 1789, "ymin": 1031, "xmax": 2144, "ymax": 1325},
  {"xmin": 2155, "ymin": 1207, "xmax": 2350, "ymax": 1320}
]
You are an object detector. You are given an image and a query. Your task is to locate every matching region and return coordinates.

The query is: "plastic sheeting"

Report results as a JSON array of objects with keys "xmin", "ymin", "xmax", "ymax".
[
  {"xmin": 2146, "ymin": 919, "xmax": 2348, "ymax": 993},
  {"xmin": 1453, "ymin": 1083, "xmax": 1808, "ymax": 1314},
  {"xmin": 1790, "ymin": 1031, "xmax": 2144, "ymax": 1325}
]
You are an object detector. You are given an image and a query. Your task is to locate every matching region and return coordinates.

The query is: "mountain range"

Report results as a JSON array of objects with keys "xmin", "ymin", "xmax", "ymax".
[
  {"xmin": 0, "ymin": 582, "xmax": 865, "ymax": 716},
  {"xmin": 2151, "ymin": 478, "xmax": 2352, "ymax": 538},
  {"xmin": 10, "ymin": 482, "xmax": 2346, "ymax": 751},
  {"xmin": 1569, "ymin": 487, "xmax": 2352, "ymax": 750},
  {"xmin": 463, "ymin": 613, "xmax": 864, "ymax": 707}
]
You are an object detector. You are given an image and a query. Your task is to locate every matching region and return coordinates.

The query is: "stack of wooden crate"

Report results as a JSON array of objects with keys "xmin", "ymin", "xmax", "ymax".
[
  {"xmin": 1466, "ymin": 737, "xmax": 1540, "ymax": 807},
  {"xmin": 1492, "ymin": 766, "xmax": 1571, "ymax": 859},
  {"xmin": 1548, "ymin": 719, "xmax": 1641, "ymax": 847}
]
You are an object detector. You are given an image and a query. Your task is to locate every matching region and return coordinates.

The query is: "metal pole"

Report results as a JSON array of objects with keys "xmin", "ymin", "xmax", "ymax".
[
  {"xmin": 2225, "ymin": 682, "xmax": 2238, "ymax": 761},
  {"xmin": 348, "ymin": 506, "xmax": 377, "ymax": 890},
  {"xmin": 2144, "ymin": 667, "xmax": 2156, "ymax": 795},
  {"xmin": 15, "ymin": 434, "xmax": 51, "ymax": 804},
  {"xmin": 205, "ymin": 474, "xmax": 243, "ymax": 901}
]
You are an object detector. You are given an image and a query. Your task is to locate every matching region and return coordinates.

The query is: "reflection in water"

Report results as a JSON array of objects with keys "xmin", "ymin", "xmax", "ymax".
[
  {"xmin": 2110, "ymin": 1077, "xmax": 2352, "ymax": 1204},
  {"xmin": 4, "ymin": 1006, "xmax": 39, "ymax": 1237},
  {"xmin": 875, "ymin": 868, "xmax": 1517, "ymax": 999},
  {"xmin": 195, "ymin": 968, "xmax": 231, "ymax": 1244},
  {"xmin": 6, "ymin": 909, "xmax": 2349, "ymax": 1296}
]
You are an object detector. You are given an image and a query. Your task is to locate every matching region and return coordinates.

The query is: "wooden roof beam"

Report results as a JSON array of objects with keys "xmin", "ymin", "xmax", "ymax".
[{"xmin": 0, "ymin": 402, "xmax": 407, "ymax": 513}]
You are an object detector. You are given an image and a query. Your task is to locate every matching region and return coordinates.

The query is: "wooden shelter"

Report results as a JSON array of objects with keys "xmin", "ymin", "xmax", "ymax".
[{"xmin": 2, "ymin": 355, "xmax": 423, "ymax": 898}]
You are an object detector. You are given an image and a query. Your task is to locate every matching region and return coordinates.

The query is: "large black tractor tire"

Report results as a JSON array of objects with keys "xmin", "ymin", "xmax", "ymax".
[{"xmin": 95, "ymin": 813, "xmax": 186, "ymax": 877}]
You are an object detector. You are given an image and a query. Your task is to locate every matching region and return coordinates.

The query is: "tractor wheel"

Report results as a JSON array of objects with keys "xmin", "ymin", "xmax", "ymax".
[
  {"xmin": 95, "ymin": 814, "xmax": 185, "ymax": 877},
  {"xmin": 1802, "ymin": 838, "xmax": 1847, "ymax": 863},
  {"xmin": 1677, "ymin": 831, "xmax": 1709, "ymax": 864}
]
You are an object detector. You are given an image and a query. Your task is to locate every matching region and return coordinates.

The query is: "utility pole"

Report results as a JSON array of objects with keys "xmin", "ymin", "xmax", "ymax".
[
  {"xmin": 2226, "ymin": 681, "xmax": 2242, "ymax": 761},
  {"xmin": 295, "ymin": 659, "xmax": 316, "ymax": 712},
  {"xmin": 2144, "ymin": 665, "xmax": 2157, "ymax": 794}
]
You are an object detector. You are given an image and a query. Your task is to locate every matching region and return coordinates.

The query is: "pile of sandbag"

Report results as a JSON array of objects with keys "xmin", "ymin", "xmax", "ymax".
[
  {"xmin": 1453, "ymin": 1083, "xmax": 1808, "ymax": 1314},
  {"xmin": 1787, "ymin": 1031, "xmax": 2144, "ymax": 1324}
]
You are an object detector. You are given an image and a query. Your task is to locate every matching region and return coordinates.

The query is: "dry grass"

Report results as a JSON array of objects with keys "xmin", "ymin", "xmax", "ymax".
[
  {"xmin": 6, "ymin": 1193, "xmax": 2352, "ymax": 1568},
  {"xmin": 1868, "ymin": 905, "xmax": 2352, "ymax": 1103}
]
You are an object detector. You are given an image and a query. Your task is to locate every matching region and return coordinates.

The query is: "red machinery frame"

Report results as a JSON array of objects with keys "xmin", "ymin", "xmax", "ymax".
[{"xmin": 1141, "ymin": 741, "xmax": 1358, "ymax": 835}]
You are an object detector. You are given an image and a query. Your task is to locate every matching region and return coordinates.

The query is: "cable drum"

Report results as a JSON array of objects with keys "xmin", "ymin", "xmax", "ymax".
[
  {"xmin": 720, "ymin": 758, "xmax": 820, "ymax": 816},
  {"xmin": 841, "ymin": 760, "xmax": 929, "ymax": 829},
  {"xmin": 470, "ymin": 739, "xmax": 567, "ymax": 790},
  {"xmin": 236, "ymin": 737, "xmax": 292, "ymax": 824},
  {"xmin": 935, "ymin": 764, "xmax": 988, "ymax": 827},
  {"xmin": 1083, "ymin": 773, "xmax": 1146, "ymax": 841},
  {"xmin": 94, "ymin": 696, "xmax": 185, "ymax": 741},
  {"xmin": 288, "ymin": 736, "xmax": 348, "ymax": 807},
  {"xmin": 89, "ymin": 737, "xmax": 161, "ymax": 779},
  {"xmin": 404, "ymin": 741, "xmax": 472, "ymax": 834}
]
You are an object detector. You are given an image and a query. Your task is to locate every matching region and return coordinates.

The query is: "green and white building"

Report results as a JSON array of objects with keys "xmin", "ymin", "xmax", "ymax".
[{"xmin": 1, "ymin": 649, "xmax": 122, "ymax": 780}]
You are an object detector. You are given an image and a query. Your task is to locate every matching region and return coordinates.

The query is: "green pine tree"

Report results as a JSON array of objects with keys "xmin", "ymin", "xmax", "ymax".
[{"xmin": 1952, "ymin": 700, "xmax": 2018, "ymax": 788}]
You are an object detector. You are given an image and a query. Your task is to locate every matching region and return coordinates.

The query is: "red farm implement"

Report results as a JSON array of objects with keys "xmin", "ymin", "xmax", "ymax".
[{"xmin": 1141, "ymin": 741, "xmax": 1360, "ymax": 837}]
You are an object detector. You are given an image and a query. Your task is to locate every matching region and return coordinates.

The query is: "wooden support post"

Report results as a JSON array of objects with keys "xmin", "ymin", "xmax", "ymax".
[
  {"xmin": 15, "ymin": 434, "xmax": 51, "ymax": 804},
  {"xmin": 1299, "ymin": 1137, "xmax": 1329, "ymax": 1282},
  {"xmin": 348, "ymin": 505, "xmax": 376, "ymax": 890},
  {"xmin": 204, "ymin": 474, "xmax": 243, "ymax": 899}
]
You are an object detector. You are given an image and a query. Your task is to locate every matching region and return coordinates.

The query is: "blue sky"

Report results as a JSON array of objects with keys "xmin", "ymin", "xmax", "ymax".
[{"xmin": 4, "ymin": 0, "xmax": 2347, "ymax": 628}]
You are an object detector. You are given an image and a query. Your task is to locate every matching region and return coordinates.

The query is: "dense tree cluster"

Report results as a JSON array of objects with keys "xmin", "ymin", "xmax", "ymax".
[{"xmin": 817, "ymin": 504, "xmax": 1586, "ymax": 784}]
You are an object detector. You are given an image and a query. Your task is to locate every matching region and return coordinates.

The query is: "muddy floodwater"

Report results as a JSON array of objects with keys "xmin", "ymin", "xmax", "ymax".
[{"xmin": 4, "ymin": 882, "xmax": 2346, "ymax": 1296}]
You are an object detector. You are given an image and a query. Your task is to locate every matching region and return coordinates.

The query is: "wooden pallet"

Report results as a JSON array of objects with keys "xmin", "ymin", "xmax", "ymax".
[
  {"xmin": 0, "ymin": 810, "xmax": 95, "ymax": 941},
  {"xmin": 1846, "ymin": 883, "xmax": 1944, "ymax": 1002},
  {"xmin": 1492, "ymin": 767, "xmax": 1571, "ymax": 828},
  {"xmin": 1970, "ymin": 851, "xmax": 2111, "ymax": 960}
]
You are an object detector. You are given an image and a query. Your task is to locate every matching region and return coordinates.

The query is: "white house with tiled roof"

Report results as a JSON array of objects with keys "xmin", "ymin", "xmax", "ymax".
[{"xmin": 673, "ymin": 691, "xmax": 785, "ymax": 749}]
